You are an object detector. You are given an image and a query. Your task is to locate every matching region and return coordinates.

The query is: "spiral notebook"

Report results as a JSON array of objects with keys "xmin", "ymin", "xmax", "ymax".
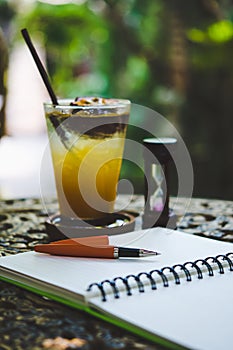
[{"xmin": 1, "ymin": 227, "xmax": 233, "ymax": 350}]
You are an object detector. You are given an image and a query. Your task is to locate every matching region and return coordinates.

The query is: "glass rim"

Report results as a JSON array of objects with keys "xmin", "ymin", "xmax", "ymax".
[{"xmin": 44, "ymin": 98, "xmax": 131, "ymax": 110}]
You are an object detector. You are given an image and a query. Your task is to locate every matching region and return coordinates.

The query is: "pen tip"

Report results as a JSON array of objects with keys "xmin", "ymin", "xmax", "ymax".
[{"xmin": 140, "ymin": 249, "xmax": 161, "ymax": 257}]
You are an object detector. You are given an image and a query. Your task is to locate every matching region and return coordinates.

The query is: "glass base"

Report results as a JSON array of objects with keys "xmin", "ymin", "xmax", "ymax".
[{"xmin": 45, "ymin": 211, "xmax": 138, "ymax": 242}]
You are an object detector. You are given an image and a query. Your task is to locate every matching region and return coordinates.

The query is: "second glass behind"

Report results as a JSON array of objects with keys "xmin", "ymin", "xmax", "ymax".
[{"xmin": 44, "ymin": 97, "xmax": 130, "ymax": 220}]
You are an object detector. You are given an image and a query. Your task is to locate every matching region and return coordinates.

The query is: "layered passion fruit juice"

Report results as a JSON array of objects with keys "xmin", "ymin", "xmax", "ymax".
[{"xmin": 44, "ymin": 97, "xmax": 130, "ymax": 219}]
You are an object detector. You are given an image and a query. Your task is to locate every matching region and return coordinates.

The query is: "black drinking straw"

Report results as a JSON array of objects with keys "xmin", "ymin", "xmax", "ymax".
[
  {"xmin": 21, "ymin": 28, "xmax": 58, "ymax": 106},
  {"xmin": 21, "ymin": 28, "xmax": 71, "ymax": 149}
]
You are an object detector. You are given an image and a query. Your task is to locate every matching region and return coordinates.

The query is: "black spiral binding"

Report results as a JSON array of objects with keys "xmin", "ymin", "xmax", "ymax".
[{"xmin": 87, "ymin": 252, "xmax": 233, "ymax": 302}]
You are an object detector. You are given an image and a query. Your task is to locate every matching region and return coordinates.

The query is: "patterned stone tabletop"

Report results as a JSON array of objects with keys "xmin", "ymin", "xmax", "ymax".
[{"xmin": 0, "ymin": 196, "xmax": 232, "ymax": 349}]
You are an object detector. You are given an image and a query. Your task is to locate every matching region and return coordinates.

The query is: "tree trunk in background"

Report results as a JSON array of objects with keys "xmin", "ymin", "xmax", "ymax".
[
  {"xmin": 165, "ymin": 0, "xmax": 233, "ymax": 199},
  {"xmin": 0, "ymin": 28, "xmax": 8, "ymax": 139}
]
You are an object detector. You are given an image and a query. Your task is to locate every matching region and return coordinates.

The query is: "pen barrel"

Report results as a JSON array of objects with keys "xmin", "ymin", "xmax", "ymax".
[
  {"xmin": 118, "ymin": 247, "xmax": 140, "ymax": 258},
  {"xmin": 35, "ymin": 245, "xmax": 115, "ymax": 258}
]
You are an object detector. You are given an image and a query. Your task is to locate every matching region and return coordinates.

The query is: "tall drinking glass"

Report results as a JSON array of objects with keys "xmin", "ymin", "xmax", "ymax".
[{"xmin": 44, "ymin": 97, "xmax": 130, "ymax": 220}]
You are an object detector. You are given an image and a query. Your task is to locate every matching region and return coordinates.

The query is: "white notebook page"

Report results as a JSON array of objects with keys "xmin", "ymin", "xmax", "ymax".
[{"xmin": 1, "ymin": 227, "xmax": 232, "ymax": 350}]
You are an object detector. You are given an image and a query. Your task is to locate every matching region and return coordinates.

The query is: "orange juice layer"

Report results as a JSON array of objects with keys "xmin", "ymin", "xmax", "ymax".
[{"xmin": 50, "ymin": 133, "xmax": 126, "ymax": 219}]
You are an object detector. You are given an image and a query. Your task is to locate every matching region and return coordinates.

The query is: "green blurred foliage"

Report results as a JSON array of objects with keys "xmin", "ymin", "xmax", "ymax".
[
  {"xmin": 15, "ymin": 1, "xmax": 168, "ymax": 108},
  {"xmin": 1, "ymin": 0, "xmax": 233, "ymax": 199},
  {"xmin": 0, "ymin": 0, "xmax": 15, "ymax": 138}
]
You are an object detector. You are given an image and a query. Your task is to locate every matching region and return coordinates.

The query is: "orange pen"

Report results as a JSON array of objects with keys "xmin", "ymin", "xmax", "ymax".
[{"xmin": 34, "ymin": 236, "xmax": 160, "ymax": 259}]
